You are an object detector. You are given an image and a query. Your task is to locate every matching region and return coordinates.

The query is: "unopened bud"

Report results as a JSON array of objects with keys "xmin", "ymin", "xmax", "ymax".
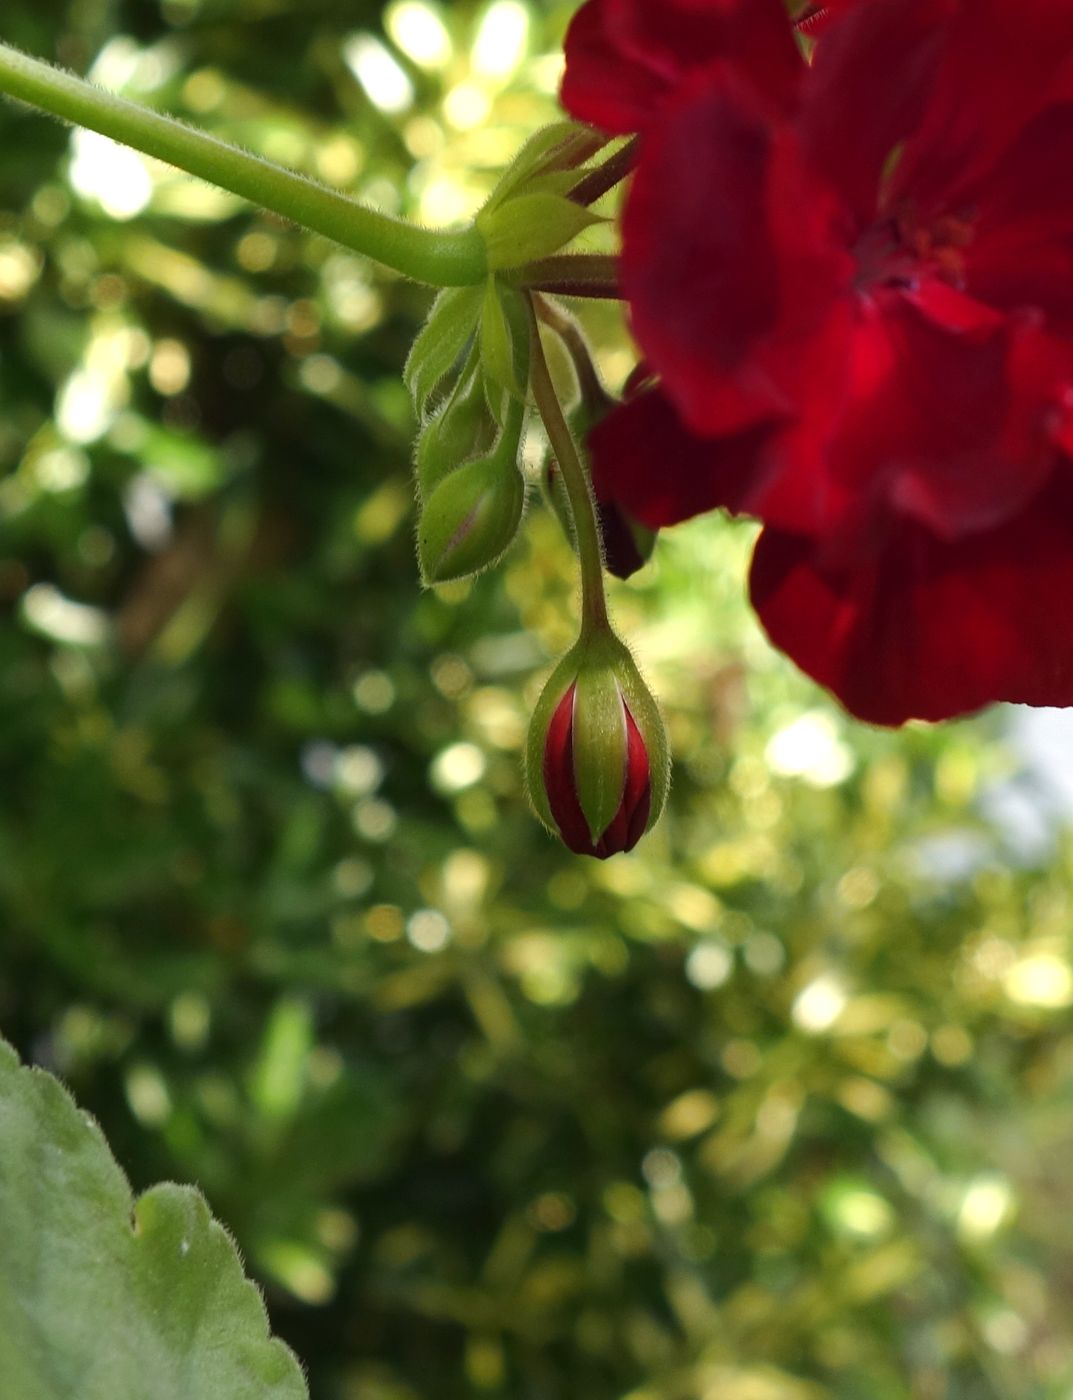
[
  {"xmin": 526, "ymin": 631, "xmax": 669, "ymax": 858},
  {"xmin": 418, "ymin": 451, "xmax": 525, "ymax": 585},
  {"xmin": 414, "ymin": 362, "xmax": 495, "ymax": 500}
]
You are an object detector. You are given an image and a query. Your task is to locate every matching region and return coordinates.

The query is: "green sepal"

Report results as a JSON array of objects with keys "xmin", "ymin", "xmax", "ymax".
[
  {"xmin": 480, "ymin": 194, "xmax": 606, "ymax": 272},
  {"xmin": 514, "ymin": 169, "xmax": 590, "ymax": 201},
  {"xmin": 571, "ymin": 659, "xmax": 629, "ymax": 845},
  {"xmin": 484, "ymin": 121, "xmax": 605, "ymax": 214},
  {"xmin": 414, "ymin": 355, "xmax": 496, "ymax": 500},
  {"xmin": 479, "ymin": 279, "xmax": 530, "ymax": 414},
  {"xmin": 404, "ymin": 284, "xmax": 483, "ymax": 419},
  {"xmin": 602, "ymin": 632, "xmax": 671, "ymax": 823}
]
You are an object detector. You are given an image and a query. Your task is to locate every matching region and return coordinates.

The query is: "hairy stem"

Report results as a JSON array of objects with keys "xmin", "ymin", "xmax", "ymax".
[
  {"xmin": 535, "ymin": 295, "xmax": 612, "ymax": 413},
  {"xmin": 511, "ymin": 254, "xmax": 620, "ymax": 300},
  {"xmin": 526, "ymin": 293, "xmax": 609, "ymax": 635},
  {"xmin": 568, "ymin": 137, "xmax": 639, "ymax": 208},
  {"xmin": 0, "ymin": 41, "xmax": 487, "ymax": 286}
]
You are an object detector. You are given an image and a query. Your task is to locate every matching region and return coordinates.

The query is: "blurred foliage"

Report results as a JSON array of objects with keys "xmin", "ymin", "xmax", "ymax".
[{"xmin": 3, "ymin": 3, "xmax": 1073, "ymax": 1398}]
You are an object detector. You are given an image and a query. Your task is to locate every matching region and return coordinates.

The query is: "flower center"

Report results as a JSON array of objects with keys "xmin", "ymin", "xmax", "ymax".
[{"xmin": 853, "ymin": 205, "xmax": 977, "ymax": 295}]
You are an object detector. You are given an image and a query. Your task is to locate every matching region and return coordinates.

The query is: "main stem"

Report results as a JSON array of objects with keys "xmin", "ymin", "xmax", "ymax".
[
  {"xmin": 526, "ymin": 294, "xmax": 610, "ymax": 636},
  {"xmin": 0, "ymin": 41, "xmax": 487, "ymax": 287}
]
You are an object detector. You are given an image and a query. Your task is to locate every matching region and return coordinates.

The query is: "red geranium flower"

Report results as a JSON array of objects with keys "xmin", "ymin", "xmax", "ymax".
[{"xmin": 562, "ymin": 0, "xmax": 1073, "ymax": 724}]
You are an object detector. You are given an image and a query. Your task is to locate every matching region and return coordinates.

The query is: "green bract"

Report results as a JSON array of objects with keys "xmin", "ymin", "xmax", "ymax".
[{"xmin": 480, "ymin": 121, "xmax": 602, "ymax": 212}]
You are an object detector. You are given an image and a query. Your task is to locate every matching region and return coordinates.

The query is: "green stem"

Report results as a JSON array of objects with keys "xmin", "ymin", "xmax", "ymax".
[
  {"xmin": 535, "ymin": 295, "xmax": 613, "ymax": 416},
  {"xmin": 0, "ymin": 40, "xmax": 487, "ymax": 287},
  {"xmin": 526, "ymin": 293, "xmax": 609, "ymax": 635}
]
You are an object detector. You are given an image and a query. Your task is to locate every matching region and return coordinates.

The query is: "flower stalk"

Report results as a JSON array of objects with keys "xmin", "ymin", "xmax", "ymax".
[
  {"xmin": 526, "ymin": 292, "xmax": 610, "ymax": 635},
  {"xmin": 0, "ymin": 40, "xmax": 487, "ymax": 287}
]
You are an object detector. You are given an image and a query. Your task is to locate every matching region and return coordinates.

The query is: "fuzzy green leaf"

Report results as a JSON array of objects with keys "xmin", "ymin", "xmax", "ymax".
[{"xmin": 0, "ymin": 1038, "xmax": 308, "ymax": 1400}]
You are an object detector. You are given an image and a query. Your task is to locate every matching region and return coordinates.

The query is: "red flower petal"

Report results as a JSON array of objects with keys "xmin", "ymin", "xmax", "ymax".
[
  {"xmin": 822, "ymin": 291, "xmax": 1065, "ymax": 542},
  {"xmin": 561, "ymin": 0, "xmax": 802, "ymax": 134},
  {"xmin": 589, "ymin": 385, "xmax": 776, "ymax": 529},
  {"xmin": 542, "ymin": 685, "xmax": 594, "ymax": 855},
  {"xmin": 959, "ymin": 104, "xmax": 1073, "ymax": 333},
  {"xmin": 893, "ymin": 0, "xmax": 1073, "ymax": 216},
  {"xmin": 560, "ymin": 0, "xmax": 669, "ymax": 134},
  {"xmin": 799, "ymin": 0, "xmax": 954, "ymax": 224},
  {"xmin": 621, "ymin": 71, "xmax": 851, "ymax": 437},
  {"xmin": 750, "ymin": 472, "xmax": 1073, "ymax": 726}
]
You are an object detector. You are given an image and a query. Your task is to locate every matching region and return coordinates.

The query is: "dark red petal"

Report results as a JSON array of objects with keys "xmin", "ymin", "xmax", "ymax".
[
  {"xmin": 822, "ymin": 291, "xmax": 1065, "ymax": 542},
  {"xmin": 750, "ymin": 472, "xmax": 1073, "ymax": 726},
  {"xmin": 560, "ymin": 0, "xmax": 669, "ymax": 134},
  {"xmin": 607, "ymin": 0, "xmax": 803, "ymax": 115},
  {"xmin": 594, "ymin": 496, "xmax": 651, "ymax": 580},
  {"xmin": 959, "ymin": 103, "xmax": 1073, "ymax": 334},
  {"xmin": 543, "ymin": 684, "xmax": 597, "ymax": 855},
  {"xmin": 799, "ymin": 0, "xmax": 953, "ymax": 224},
  {"xmin": 794, "ymin": 2, "xmax": 863, "ymax": 38},
  {"xmin": 893, "ymin": 0, "xmax": 1073, "ymax": 214},
  {"xmin": 561, "ymin": 0, "xmax": 802, "ymax": 134},
  {"xmin": 622, "ymin": 71, "xmax": 851, "ymax": 439},
  {"xmin": 589, "ymin": 386, "xmax": 775, "ymax": 529}
]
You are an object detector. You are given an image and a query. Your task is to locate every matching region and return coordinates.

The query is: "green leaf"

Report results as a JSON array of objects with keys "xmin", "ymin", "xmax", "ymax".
[
  {"xmin": 0, "ymin": 1038, "xmax": 308, "ymax": 1400},
  {"xmin": 480, "ymin": 194, "xmax": 605, "ymax": 271},
  {"xmin": 403, "ymin": 285, "xmax": 483, "ymax": 418}
]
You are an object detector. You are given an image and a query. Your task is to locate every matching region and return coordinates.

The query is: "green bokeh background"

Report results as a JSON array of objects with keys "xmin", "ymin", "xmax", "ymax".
[{"xmin": 3, "ymin": 3, "xmax": 1073, "ymax": 1397}]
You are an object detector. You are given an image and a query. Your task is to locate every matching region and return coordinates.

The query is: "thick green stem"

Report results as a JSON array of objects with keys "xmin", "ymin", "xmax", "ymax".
[
  {"xmin": 526, "ymin": 293, "xmax": 609, "ymax": 635},
  {"xmin": 0, "ymin": 40, "xmax": 487, "ymax": 287}
]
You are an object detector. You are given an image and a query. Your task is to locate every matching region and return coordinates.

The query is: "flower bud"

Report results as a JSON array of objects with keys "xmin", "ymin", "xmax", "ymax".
[
  {"xmin": 418, "ymin": 451, "xmax": 525, "ymax": 585},
  {"xmin": 414, "ymin": 362, "xmax": 496, "ymax": 501},
  {"xmin": 527, "ymin": 632, "xmax": 669, "ymax": 858}
]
